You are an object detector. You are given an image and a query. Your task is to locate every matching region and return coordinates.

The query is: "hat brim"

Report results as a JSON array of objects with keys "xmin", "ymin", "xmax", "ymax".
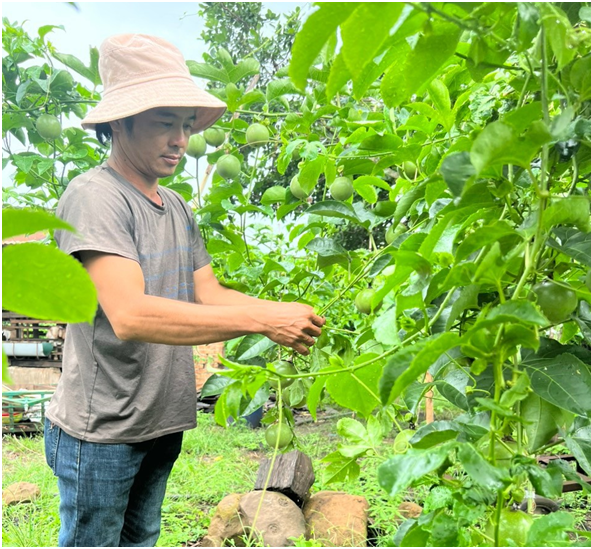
[{"xmin": 81, "ymin": 76, "xmax": 226, "ymax": 134}]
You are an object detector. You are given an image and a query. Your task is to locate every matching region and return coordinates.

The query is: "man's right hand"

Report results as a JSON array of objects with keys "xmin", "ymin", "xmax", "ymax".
[{"xmin": 253, "ymin": 301, "xmax": 326, "ymax": 356}]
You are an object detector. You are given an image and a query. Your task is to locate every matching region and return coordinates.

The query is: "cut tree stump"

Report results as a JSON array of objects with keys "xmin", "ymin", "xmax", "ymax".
[{"xmin": 254, "ymin": 450, "xmax": 314, "ymax": 507}]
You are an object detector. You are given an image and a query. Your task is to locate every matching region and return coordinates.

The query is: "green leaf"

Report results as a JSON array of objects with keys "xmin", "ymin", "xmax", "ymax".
[
  {"xmin": 306, "ymin": 237, "xmax": 348, "ymax": 258},
  {"xmin": 522, "ymin": 461, "xmax": 564, "ymax": 499},
  {"xmin": 471, "ymin": 121, "xmax": 552, "ymax": 174},
  {"xmin": 200, "ymin": 374, "xmax": 234, "ymax": 398},
  {"xmin": 522, "ymin": 394, "xmax": 561, "ymax": 452},
  {"xmin": 378, "ymin": 443, "xmax": 453, "ymax": 497},
  {"xmin": 326, "ymin": 361, "xmax": 382, "ymax": 418},
  {"xmin": 298, "ymin": 156, "xmax": 325, "ymax": 194},
  {"xmin": 341, "ymin": 3, "xmax": 405, "ymax": 80},
  {"xmin": 428, "ymin": 79, "xmax": 455, "ymax": 131},
  {"xmin": 457, "ymin": 443, "xmax": 508, "ymax": 491},
  {"xmin": 53, "ymin": 50, "xmax": 100, "ymax": 85},
  {"xmin": 439, "ymin": 152, "xmax": 476, "ymax": 197},
  {"xmin": 539, "ymin": 4, "xmax": 577, "ymax": 70},
  {"xmin": 581, "ymin": 7, "xmax": 591, "ymax": 23},
  {"xmin": 372, "ymin": 306, "xmax": 400, "ymax": 346},
  {"xmin": 548, "ymin": 227, "xmax": 591, "ymax": 267},
  {"xmin": 456, "ymin": 221, "xmax": 520, "ymax": 261},
  {"xmin": 436, "ymin": 367, "xmax": 471, "ymax": 411},
  {"xmin": 543, "ymin": 196, "xmax": 591, "ymax": 233},
  {"xmin": 187, "ymin": 61, "xmax": 229, "ymax": 84},
  {"xmin": 2, "ymin": 243, "xmax": 97, "ymax": 323},
  {"xmin": 2, "ymin": 208, "xmax": 74, "ymax": 240},
  {"xmin": 307, "ymin": 370, "xmax": 329, "ymax": 422},
  {"xmin": 446, "ymin": 285, "xmax": 480, "ymax": 331},
  {"xmin": 289, "ymin": 3, "xmax": 361, "ymax": 90},
  {"xmin": 326, "ymin": 52, "xmax": 351, "ymax": 100},
  {"xmin": 526, "ymin": 512, "xmax": 574, "ymax": 547},
  {"xmin": 306, "ymin": 200, "xmax": 362, "ymax": 225},
  {"xmin": 321, "ymin": 451, "xmax": 361, "ymax": 484},
  {"xmin": 234, "ymin": 334, "xmax": 276, "ymax": 361},
  {"xmin": 260, "ymin": 186, "xmax": 287, "ymax": 205},
  {"xmin": 381, "ymin": 21, "xmax": 461, "ymax": 107},
  {"xmin": 483, "ymin": 300, "xmax": 549, "ymax": 328},
  {"xmin": 410, "ymin": 421, "xmax": 461, "ymax": 449},
  {"xmin": 353, "ymin": 180, "xmax": 378, "ymax": 204},
  {"xmin": 517, "ymin": 3, "xmax": 541, "ymax": 52},
  {"xmin": 565, "ymin": 426, "xmax": 591, "ymax": 476},
  {"xmin": 524, "ymin": 353, "xmax": 591, "ymax": 417},
  {"xmin": 381, "ymin": 333, "xmax": 460, "ymax": 405},
  {"xmin": 266, "ymin": 78, "xmax": 300, "ymax": 103}
]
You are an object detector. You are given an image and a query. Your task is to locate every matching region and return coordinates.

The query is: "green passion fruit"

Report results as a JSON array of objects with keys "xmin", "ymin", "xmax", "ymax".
[
  {"xmin": 290, "ymin": 175, "xmax": 309, "ymax": 200},
  {"xmin": 355, "ymin": 288, "xmax": 381, "ymax": 315},
  {"xmin": 265, "ymin": 423, "xmax": 293, "ymax": 449},
  {"xmin": 36, "ymin": 114, "xmax": 62, "ymax": 140},
  {"xmin": 532, "ymin": 281, "xmax": 578, "ymax": 323},
  {"xmin": 216, "ymin": 154, "xmax": 241, "ymax": 180},
  {"xmin": 186, "ymin": 134, "xmax": 207, "ymax": 158},
  {"xmin": 204, "ymin": 127, "xmax": 225, "ymax": 147},
  {"xmin": 329, "ymin": 177, "xmax": 354, "ymax": 201},
  {"xmin": 484, "ymin": 509, "xmax": 534, "ymax": 547},
  {"xmin": 246, "ymin": 123, "xmax": 270, "ymax": 146},
  {"xmin": 268, "ymin": 360, "xmax": 297, "ymax": 389},
  {"xmin": 402, "ymin": 161, "xmax": 418, "ymax": 180}
]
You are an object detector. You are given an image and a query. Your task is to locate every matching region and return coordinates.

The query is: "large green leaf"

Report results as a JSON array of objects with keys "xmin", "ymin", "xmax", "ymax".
[
  {"xmin": 521, "ymin": 393, "xmax": 561, "ymax": 452},
  {"xmin": 53, "ymin": 48, "xmax": 101, "ymax": 85},
  {"xmin": 410, "ymin": 420, "xmax": 462, "ymax": 449},
  {"xmin": 341, "ymin": 3, "xmax": 405, "ymax": 80},
  {"xmin": 524, "ymin": 353, "xmax": 591, "ymax": 417},
  {"xmin": 289, "ymin": 3, "xmax": 360, "ymax": 90},
  {"xmin": 565, "ymin": 426, "xmax": 591, "ymax": 476},
  {"xmin": 539, "ymin": 3, "xmax": 577, "ymax": 70},
  {"xmin": 439, "ymin": 152, "xmax": 476, "ymax": 197},
  {"xmin": 233, "ymin": 334, "xmax": 276, "ymax": 361},
  {"xmin": 381, "ymin": 21, "xmax": 461, "ymax": 107},
  {"xmin": 470, "ymin": 121, "xmax": 552, "ymax": 174},
  {"xmin": 380, "ymin": 333, "xmax": 460, "ymax": 405},
  {"xmin": 378, "ymin": 443, "xmax": 453, "ymax": 497},
  {"xmin": 2, "ymin": 208, "xmax": 74, "ymax": 240},
  {"xmin": 457, "ymin": 443, "xmax": 508, "ymax": 491},
  {"xmin": 306, "ymin": 200, "xmax": 363, "ymax": 225},
  {"xmin": 326, "ymin": 360, "xmax": 382, "ymax": 418},
  {"xmin": 3, "ymin": 243, "xmax": 97, "ymax": 323},
  {"xmin": 548, "ymin": 227, "xmax": 591, "ymax": 267},
  {"xmin": 526, "ymin": 512, "xmax": 574, "ymax": 547}
]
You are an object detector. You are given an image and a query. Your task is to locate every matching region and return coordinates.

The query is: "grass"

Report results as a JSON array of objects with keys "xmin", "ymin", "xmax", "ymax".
[{"xmin": 2, "ymin": 411, "xmax": 402, "ymax": 547}]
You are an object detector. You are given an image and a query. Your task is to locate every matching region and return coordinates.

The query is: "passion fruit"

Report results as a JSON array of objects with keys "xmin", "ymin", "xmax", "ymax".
[
  {"xmin": 268, "ymin": 360, "xmax": 297, "ymax": 389},
  {"xmin": 204, "ymin": 127, "xmax": 225, "ymax": 147},
  {"xmin": 246, "ymin": 123, "xmax": 270, "ymax": 146},
  {"xmin": 186, "ymin": 134, "xmax": 207, "ymax": 158},
  {"xmin": 532, "ymin": 281, "xmax": 578, "ymax": 324},
  {"xmin": 36, "ymin": 114, "xmax": 62, "ymax": 140},
  {"xmin": 290, "ymin": 175, "xmax": 309, "ymax": 200},
  {"xmin": 216, "ymin": 154, "xmax": 241, "ymax": 180},
  {"xmin": 329, "ymin": 177, "xmax": 354, "ymax": 201},
  {"xmin": 402, "ymin": 161, "xmax": 418, "ymax": 180},
  {"xmin": 265, "ymin": 423, "xmax": 293, "ymax": 449},
  {"xmin": 355, "ymin": 288, "xmax": 381, "ymax": 315}
]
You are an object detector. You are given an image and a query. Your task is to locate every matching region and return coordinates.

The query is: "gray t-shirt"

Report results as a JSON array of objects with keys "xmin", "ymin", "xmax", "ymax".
[{"xmin": 46, "ymin": 163, "xmax": 211, "ymax": 443}]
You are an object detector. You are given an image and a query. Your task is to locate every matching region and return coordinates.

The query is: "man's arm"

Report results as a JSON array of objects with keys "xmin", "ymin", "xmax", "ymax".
[{"xmin": 80, "ymin": 252, "xmax": 324, "ymax": 355}]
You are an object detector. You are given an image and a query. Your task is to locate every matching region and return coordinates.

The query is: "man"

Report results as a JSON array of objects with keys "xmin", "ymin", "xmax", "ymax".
[{"xmin": 44, "ymin": 34, "xmax": 325, "ymax": 547}]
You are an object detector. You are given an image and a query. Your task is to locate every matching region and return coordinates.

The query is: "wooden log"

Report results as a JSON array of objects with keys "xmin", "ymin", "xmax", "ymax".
[{"xmin": 254, "ymin": 450, "xmax": 314, "ymax": 507}]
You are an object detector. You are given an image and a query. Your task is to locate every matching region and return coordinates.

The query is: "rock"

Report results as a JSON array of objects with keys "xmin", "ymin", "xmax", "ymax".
[
  {"xmin": 239, "ymin": 490, "xmax": 306, "ymax": 547},
  {"xmin": 2, "ymin": 482, "xmax": 40, "ymax": 506},
  {"xmin": 398, "ymin": 501, "xmax": 423, "ymax": 519},
  {"xmin": 205, "ymin": 493, "xmax": 245, "ymax": 545},
  {"xmin": 303, "ymin": 491, "xmax": 369, "ymax": 547}
]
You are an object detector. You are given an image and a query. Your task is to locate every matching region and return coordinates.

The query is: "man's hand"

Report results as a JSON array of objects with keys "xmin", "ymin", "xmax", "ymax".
[{"xmin": 252, "ymin": 302, "xmax": 326, "ymax": 356}]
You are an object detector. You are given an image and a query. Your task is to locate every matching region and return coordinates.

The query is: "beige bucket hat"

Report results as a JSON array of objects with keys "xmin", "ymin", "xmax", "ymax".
[{"xmin": 81, "ymin": 34, "xmax": 226, "ymax": 133}]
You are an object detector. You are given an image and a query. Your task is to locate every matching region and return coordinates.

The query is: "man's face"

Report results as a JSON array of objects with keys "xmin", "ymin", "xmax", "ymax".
[{"xmin": 114, "ymin": 107, "xmax": 197, "ymax": 183}]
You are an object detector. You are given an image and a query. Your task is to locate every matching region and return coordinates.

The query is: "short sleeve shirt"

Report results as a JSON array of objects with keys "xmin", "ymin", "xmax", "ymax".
[{"xmin": 46, "ymin": 164, "xmax": 211, "ymax": 443}]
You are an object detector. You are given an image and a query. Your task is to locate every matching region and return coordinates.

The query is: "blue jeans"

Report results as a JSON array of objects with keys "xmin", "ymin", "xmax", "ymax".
[{"xmin": 44, "ymin": 418, "xmax": 183, "ymax": 547}]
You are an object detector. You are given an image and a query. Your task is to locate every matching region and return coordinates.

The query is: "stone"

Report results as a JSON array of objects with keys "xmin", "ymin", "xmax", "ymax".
[
  {"xmin": 398, "ymin": 501, "xmax": 423, "ymax": 519},
  {"xmin": 303, "ymin": 491, "xmax": 369, "ymax": 547},
  {"xmin": 204, "ymin": 493, "xmax": 245, "ymax": 545},
  {"xmin": 2, "ymin": 482, "xmax": 40, "ymax": 506},
  {"xmin": 239, "ymin": 490, "xmax": 306, "ymax": 547}
]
